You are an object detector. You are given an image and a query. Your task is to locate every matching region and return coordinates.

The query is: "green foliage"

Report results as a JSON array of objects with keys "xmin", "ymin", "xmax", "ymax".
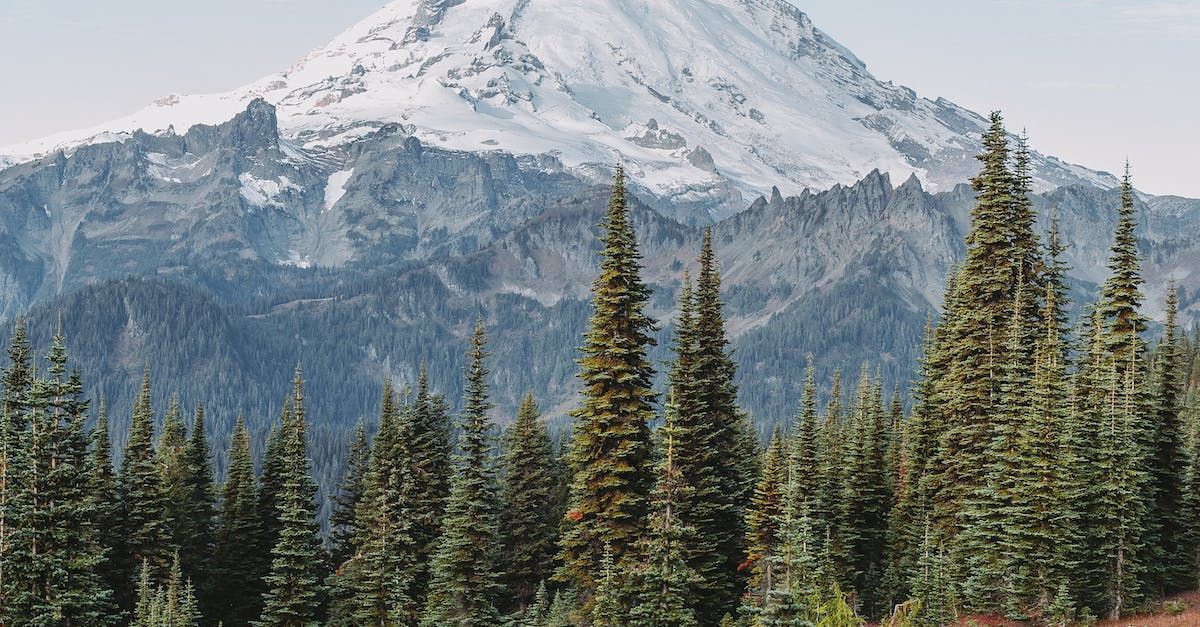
[
  {"xmin": 256, "ymin": 370, "xmax": 325, "ymax": 627},
  {"xmin": 133, "ymin": 554, "xmax": 201, "ymax": 627},
  {"xmin": 557, "ymin": 167, "xmax": 658, "ymax": 601},
  {"xmin": 500, "ymin": 393, "xmax": 561, "ymax": 612},
  {"xmin": 422, "ymin": 322, "xmax": 502, "ymax": 626},
  {"xmin": 211, "ymin": 417, "xmax": 265, "ymax": 626},
  {"xmin": 118, "ymin": 370, "xmax": 173, "ymax": 607}
]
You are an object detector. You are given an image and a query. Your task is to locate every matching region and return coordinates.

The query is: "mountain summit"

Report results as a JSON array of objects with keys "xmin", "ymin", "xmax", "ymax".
[{"xmin": 2, "ymin": 0, "xmax": 1114, "ymax": 219}]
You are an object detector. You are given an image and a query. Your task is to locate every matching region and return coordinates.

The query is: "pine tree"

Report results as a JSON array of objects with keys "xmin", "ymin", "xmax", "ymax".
[
  {"xmin": 179, "ymin": 403, "xmax": 215, "ymax": 605},
  {"xmin": 745, "ymin": 430, "xmax": 787, "ymax": 607},
  {"xmin": 211, "ymin": 417, "xmax": 264, "ymax": 626},
  {"xmin": 408, "ymin": 366, "xmax": 453, "ymax": 605},
  {"xmin": 2, "ymin": 338, "xmax": 118, "ymax": 625},
  {"xmin": 118, "ymin": 369, "xmax": 172, "ymax": 608},
  {"xmin": 90, "ymin": 399, "xmax": 126, "ymax": 616},
  {"xmin": 329, "ymin": 418, "xmax": 369, "ymax": 568},
  {"xmin": 500, "ymin": 392, "xmax": 560, "ymax": 612},
  {"xmin": 133, "ymin": 554, "xmax": 201, "ymax": 627},
  {"xmin": 422, "ymin": 322, "xmax": 502, "ymax": 626},
  {"xmin": 558, "ymin": 166, "xmax": 657, "ymax": 601},
  {"xmin": 1150, "ymin": 282, "xmax": 1188, "ymax": 591},
  {"xmin": 628, "ymin": 407, "xmax": 701, "ymax": 627},
  {"xmin": 157, "ymin": 397, "xmax": 190, "ymax": 571},
  {"xmin": 684, "ymin": 227, "xmax": 755, "ymax": 620},
  {"xmin": 257, "ymin": 369, "xmax": 324, "ymax": 627}
]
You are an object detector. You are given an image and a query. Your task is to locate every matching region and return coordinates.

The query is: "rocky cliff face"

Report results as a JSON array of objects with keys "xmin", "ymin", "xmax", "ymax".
[
  {"xmin": 3, "ymin": 0, "xmax": 1118, "ymax": 222},
  {"xmin": 5, "ymin": 101, "xmax": 1194, "ymax": 434}
]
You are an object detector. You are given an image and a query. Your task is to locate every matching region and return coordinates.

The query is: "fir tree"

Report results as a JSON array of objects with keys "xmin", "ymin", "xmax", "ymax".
[
  {"xmin": 408, "ymin": 367, "xmax": 453, "ymax": 605},
  {"xmin": 118, "ymin": 369, "xmax": 172, "ymax": 608},
  {"xmin": 211, "ymin": 417, "xmax": 264, "ymax": 626},
  {"xmin": 2, "ymin": 338, "xmax": 118, "ymax": 625},
  {"xmin": 422, "ymin": 322, "xmax": 502, "ymax": 626},
  {"xmin": 745, "ymin": 430, "xmax": 787, "ymax": 606},
  {"xmin": 500, "ymin": 392, "xmax": 560, "ymax": 612},
  {"xmin": 257, "ymin": 369, "xmax": 324, "ymax": 627},
  {"xmin": 685, "ymin": 227, "xmax": 755, "ymax": 620},
  {"xmin": 179, "ymin": 404, "xmax": 215, "ymax": 605},
  {"xmin": 90, "ymin": 399, "xmax": 126, "ymax": 615},
  {"xmin": 836, "ymin": 366, "xmax": 889, "ymax": 616},
  {"xmin": 329, "ymin": 418, "xmax": 369, "ymax": 568},
  {"xmin": 157, "ymin": 397, "xmax": 190, "ymax": 567},
  {"xmin": 591, "ymin": 544, "xmax": 624, "ymax": 627},
  {"xmin": 628, "ymin": 406, "xmax": 701, "ymax": 627},
  {"xmin": 558, "ymin": 166, "xmax": 658, "ymax": 601},
  {"xmin": 133, "ymin": 554, "xmax": 201, "ymax": 627},
  {"xmin": 1149, "ymin": 282, "xmax": 1188, "ymax": 591},
  {"xmin": 933, "ymin": 112, "xmax": 1023, "ymax": 578}
]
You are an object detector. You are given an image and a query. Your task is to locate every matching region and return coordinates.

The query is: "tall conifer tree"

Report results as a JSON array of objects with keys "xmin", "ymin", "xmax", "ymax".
[
  {"xmin": 257, "ymin": 369, "xmax": 324, "ymax": 627},
  {"xmin": 118, "ymin": 370, "xmax": 171, "ymax": 608},
  {"xmin": 422, "ymin": 322, "xmax": 502, "ymax": 626},
  {"xmin": 211, "ymin": 417, "xmax": 263, "ymax": 626},
  {"xmin": 500, "ymin": 392, "xmax": 560, "ymax": 612},
  {"xmin": 557, "ymin": 166, "xmax": 657, "ymax": 601}
]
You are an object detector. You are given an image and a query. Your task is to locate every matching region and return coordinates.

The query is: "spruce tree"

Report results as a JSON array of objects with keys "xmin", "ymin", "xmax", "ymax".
[
  {"xmin": 329, "ymin": 418, "xmax": 369, "ymax": 568},
  {"xmin": 687, "ymin": 227, "xmax": 755, "ymax": 620},
  {"xmin": 257, "ymin": 369, "xmax": 324, "ymax": 627},
  {"xmin": 90, "ymin": 399, "xmax": 126, "ymax": 614},
  {"xmin": 408, "ymin": 366, "xmax": 453, "ymax": 605},
  {"xmin": 422, "ymin": 322, "xmax": 502, "ymax": 626},
  {"xmin": 211, "ymin": 417, "xmax": 264, "ymax": 626},
  {"xmin": 2, "ymin": 339, "xmax": 118, "ymax": 625},
  {"xmin": 118, "ymin": 369, "xmax": 172, "ymax": 608},
  {"xmin": 558, "ymin": 166, "xmax": 657, "ymax": 601},
  {"xmin": 744, "ymin": 430, "xmax": 787, "ymax": 607},
  {"xmin": 179, "ymin": 404, "xmax": 215, "ymax": 605},
  {"xmin": 500, "ymin": 392, "xmax": 560, "ymax": 612},
  {"xmin": 1149, "ymin": 282, "xmax": 1188, "ymax": 591},
  {"xmin": 628, "ymin": 407, "xmax": 701, "ymax": 627}
]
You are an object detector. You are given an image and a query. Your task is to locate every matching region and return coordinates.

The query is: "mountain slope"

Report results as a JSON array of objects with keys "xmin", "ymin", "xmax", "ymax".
[{"xmin": 1, "ymin": 0, "xmax": 1116, "ymax": 220}]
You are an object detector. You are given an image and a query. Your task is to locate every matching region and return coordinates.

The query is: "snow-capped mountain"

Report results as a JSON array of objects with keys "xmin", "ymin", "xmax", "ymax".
[{"xmin": 1, "ymin": 0, "xmax": 1116, "ymax": 219}]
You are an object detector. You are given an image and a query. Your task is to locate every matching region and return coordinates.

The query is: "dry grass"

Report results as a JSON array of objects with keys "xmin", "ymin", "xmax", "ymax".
[{"xmin": 1095, "ymin": 590, "xmax": 1200, "ymax": 626}]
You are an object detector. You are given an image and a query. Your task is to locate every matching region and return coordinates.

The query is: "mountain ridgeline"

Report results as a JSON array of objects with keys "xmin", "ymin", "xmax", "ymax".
[
  {"xmin": 1, "ymin": 99, "xmax": 1197, "ymax": 455},
  {"xmin": 2, "ymin": 119, "xmax": 1200, "ymax": 626}
]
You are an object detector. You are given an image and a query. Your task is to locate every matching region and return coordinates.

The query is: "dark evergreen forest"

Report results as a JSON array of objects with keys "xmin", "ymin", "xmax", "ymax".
[{"xmin": 1, "ymin": 114, "xmax": 1198, "ymax": 626}]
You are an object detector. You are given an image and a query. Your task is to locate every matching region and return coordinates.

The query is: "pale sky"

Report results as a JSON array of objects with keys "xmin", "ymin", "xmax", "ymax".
[{"xmin": 1, "ymin": 0, "xmax": 1196, "ymax": 196}]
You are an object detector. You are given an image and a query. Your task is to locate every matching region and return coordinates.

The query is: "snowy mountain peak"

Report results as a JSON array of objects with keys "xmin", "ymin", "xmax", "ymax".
[{"xmin": 1, "ymin": 0, "xmax": 1115, "ymax": 218}]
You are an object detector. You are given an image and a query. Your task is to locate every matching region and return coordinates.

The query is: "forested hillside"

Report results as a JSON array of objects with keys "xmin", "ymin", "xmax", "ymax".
[{"xmin": 1, "ymin": 115, "xmax": 1199, "ymax": 626}]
